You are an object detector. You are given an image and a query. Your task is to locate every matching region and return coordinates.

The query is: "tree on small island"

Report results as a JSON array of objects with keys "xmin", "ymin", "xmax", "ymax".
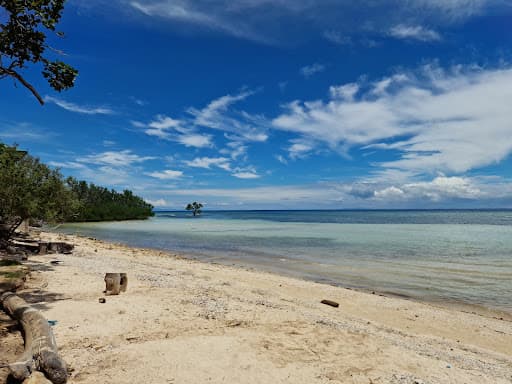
[{"xmin": 186, "ymin": 202, "xmax": 203, "ymax": 217}]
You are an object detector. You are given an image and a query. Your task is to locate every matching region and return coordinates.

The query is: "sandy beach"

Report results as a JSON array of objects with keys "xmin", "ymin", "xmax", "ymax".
[{"xmin": 2, "ymin": 231, "xmax": 511, "ymax": 384}]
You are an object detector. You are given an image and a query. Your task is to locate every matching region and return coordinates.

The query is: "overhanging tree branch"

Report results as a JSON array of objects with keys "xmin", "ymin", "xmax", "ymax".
[{"xmin": 0, "ymin": 67, "xmax": 44, "ymax": 105}]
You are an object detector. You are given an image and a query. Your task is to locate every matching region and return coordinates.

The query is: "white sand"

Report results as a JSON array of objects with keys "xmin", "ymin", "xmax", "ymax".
[{"xmin": 14, "ymin": 232, "xmax": 512, "ymax": 383}]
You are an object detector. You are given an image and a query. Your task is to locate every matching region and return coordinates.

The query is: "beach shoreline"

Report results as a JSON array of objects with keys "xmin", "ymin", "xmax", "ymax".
[
  {"xmin": 56, "ymin": 225, "xmax": 512, "ymax": 321},
  {"xmin": 3, "ymin": 230, "xmax": 511, "ymax": 383}
]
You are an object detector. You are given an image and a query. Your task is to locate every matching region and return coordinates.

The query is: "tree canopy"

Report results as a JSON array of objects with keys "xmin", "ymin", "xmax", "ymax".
[
  {"xmin": 186, "ymin": 202, "xmax": 203, "ymax": 217},
  {"xmin": 0, "ymin": 0, "xmax": 78, "ymax": 104},
  {"xmin": 0, "ymin": 143, "xmax": 77, "ymax": 243},
  {"xmin": 66, "ymin": 177, "xmax": 154, "ymax": 222},
  {"xmin": 0, "ymin": 143, "xmax": 153, "ymax": 246}
]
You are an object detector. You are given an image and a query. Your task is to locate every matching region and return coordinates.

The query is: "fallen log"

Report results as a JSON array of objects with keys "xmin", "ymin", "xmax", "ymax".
[
  {"xmin": 0, "ymin": 292, "xmax": 67, "ymax": 383},
  {"xmin": 320, "ymin": 299, "xmax": 339, "ymax": 308}
]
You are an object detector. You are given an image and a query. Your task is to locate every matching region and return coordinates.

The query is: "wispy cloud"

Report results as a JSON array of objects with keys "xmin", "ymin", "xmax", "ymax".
[
  {"xmin": 123, "ymin": 0, "xmax": 501, "ymax": 43},
  {"xmin": 389, "ymin": 25, "xmax": 441, "ymax": 42},
  {"xmin": 48, "ymin": 161, "xmax": 88, "ymax": 170},
  {"xmin": 137, "ymin": 90, "xmax": 268, "ymax": 156},
  {"xmin": 323, "ymin": 30, "xmax": 352, "ymax": 45},
  {"xmin": 232, "ymin": 171, "xmax": 260, "ymax": 179},
  {"xmin": 134, "ymin": 115, "xmax": 213, "ymax": 148},
  {"xmin": 300, "ymin": 63, "xmax": 326, "ymax": 78},
  {"xmin": 44, "ymin": 96, "xmax": 115, "ymax": 115},
  {"xmin": 187, "ymin": 90, "xmax": 269, "ymax": 143},
  {"xmin": 145, "ymin": 169, "xmax": 184, "ymax": 179},
  {"xmin": 0, "ymin": 122, "xmax": 56, "ymax": 143},
  {"xmin": 184, "ymin": 157, "xmax": 232, "ymax": 171},
  {"xmin": 129, "ymin": 0, "xmax": 267, "ymax": 42},
  {"xmin": 77, "ymin": 150, "xmax": 156, "ymax": 166}
]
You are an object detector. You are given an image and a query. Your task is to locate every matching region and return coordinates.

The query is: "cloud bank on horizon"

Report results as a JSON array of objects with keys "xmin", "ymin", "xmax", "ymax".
[{"xmin": 2, "ymin": 0, "xmax": 512, "ymax": 209}]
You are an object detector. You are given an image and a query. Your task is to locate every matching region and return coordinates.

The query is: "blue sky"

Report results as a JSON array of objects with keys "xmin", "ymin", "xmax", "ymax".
[{"xmin": 2, "ymin": 0, "xmax": 512, "ymax": 209}]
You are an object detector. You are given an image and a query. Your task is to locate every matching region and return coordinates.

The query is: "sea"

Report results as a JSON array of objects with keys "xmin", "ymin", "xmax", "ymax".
[{"xmin": 58, "ymin": 210, "xmax": 512, "ymax": 313}]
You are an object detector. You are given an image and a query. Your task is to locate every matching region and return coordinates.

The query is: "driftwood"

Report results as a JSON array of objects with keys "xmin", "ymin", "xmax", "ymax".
[
  {"xmin": 22, "ymin": 371, "xmax": 53, "ymax": 384},
  {"xmin": 37, "ymin": 242, "xmax": 73, "ymax": 255},
  {"xmin": 104, "ymin": 273, "xmax": 128, "ymax": 295},
  {"xmin": 0, "ymin": 292, "xmax": 67, "ymax": 383},
  {"xmin": 320, "ymin": 299, "xmax": 339, "ymax": 308}
]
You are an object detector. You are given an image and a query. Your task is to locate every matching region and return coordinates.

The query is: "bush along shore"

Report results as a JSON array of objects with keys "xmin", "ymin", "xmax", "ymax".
[{"xmin": 0, "ymin": 142, "xmax": 153, "ymax": 248}]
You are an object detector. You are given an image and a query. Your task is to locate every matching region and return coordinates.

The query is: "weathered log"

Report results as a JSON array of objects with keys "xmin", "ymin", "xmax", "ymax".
[
  {"xmin": 23, "ymin": 371, "xmax": 53, "ymax": 384},
  {"xmin": 104, "ymin": 273, "xmax": 121, "ymax": 295},
  {"xmin": 1, "ymin": 292, "xmax": 67, "ymax": 384},
  {"xmin": 45, "ymin": 242, "xmax": 74, "ymax": 255}
]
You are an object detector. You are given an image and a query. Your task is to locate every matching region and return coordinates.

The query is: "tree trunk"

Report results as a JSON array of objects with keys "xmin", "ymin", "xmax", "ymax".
[{"xmin": 0, "ymin": 292, "xmax": 68, "ymax": 383}]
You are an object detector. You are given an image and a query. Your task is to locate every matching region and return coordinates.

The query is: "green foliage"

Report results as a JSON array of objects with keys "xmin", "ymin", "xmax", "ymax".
[
  {"xmin": 0, "ymin": 143, "xmax": 77, "ymax": 240},
  {"xmin": 0, "ymin": 142, "xmax": 153, "ymax": 244},
  {"xmin": 0, "ymin": 0, "xmax": 78, "ymax": 104},
  {"xmin": 66, "ymin": 177, "xmax": 155, "ymax": 222},
  {"xmin": 186, "ymin": 202, "xmax": 203, "ymax": 216}
]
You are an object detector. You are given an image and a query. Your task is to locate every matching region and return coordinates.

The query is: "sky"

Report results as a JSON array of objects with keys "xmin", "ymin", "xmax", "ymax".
[{"xmin": 1, "ymin": 0, "xmax": 512, "ymax": 210}]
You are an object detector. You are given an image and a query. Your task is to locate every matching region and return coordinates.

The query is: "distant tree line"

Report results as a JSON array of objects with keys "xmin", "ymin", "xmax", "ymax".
[
  {"xmin": 0, "ymin": 142, "xmax": 153, "ymax": 246},
  {"xmin": 66, "ymin": 178, "xmax": 154, "ymax": 222}
]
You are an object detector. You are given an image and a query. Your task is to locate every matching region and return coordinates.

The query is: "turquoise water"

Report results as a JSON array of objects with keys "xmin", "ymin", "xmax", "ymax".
[{"xmin": 59, "ymin": 210, "xmax": 512, "ymax": 312}]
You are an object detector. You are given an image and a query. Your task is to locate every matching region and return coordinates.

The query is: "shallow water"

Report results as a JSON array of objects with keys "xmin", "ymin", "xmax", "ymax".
[{"xmin": 59, "ymin": 210, "xmax": 512, "ymax": 313}]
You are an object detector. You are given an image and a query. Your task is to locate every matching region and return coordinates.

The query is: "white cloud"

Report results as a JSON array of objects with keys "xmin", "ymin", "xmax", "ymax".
[
  {"xmin": 146, "ymin": 169, "xmax": 184, "ymax": 179},
  {"xmin": 44, "ymin": 96, "xmax": 114, "ymax": 115},
  {"xmin": 232, "ymin": 171, "xmax": 260, "ymax": 179},
  {"xmin": 184, "ymin": 157, "xmax": 232, "ymax": 171},
  {"xmin": 188, "ymin": 90, "xmax": 269, "ymax": 143},
  {"xmin": 220, "ymin": 141, "xmax": 248, "ymax": 160},
  {"xmin": 373, "ymin": 176, "xmax": 483, "ymax": 201},
  {"xmin": 176, "ymin": 133, "xmax": 213, "ymax": 148},
  {"xmin": 148, "ymin": 115, "xmax": 183, "ymax": 130},
  {"xmin": 288, "ymin": 140, "xmax": 315, "ymax": 159},
  {"xmin": 300, "ymin": 63, "xmax": 326, "ymax": 78},
  {"xmin": 145, "ymin": 198, "xmax": 168, "ymax": 207},
  {"xmin": 134, "ymin": 116, "xmax": 213, "ymax": 148},
  {"xmin": 273, "ymin": 65, "xmax": 512, "ymax": 177},
  {"xmin": 141, "ymin": 174, "xmax": 512, "ymax": 209},
  {"xmin": 275, "ymin": 155, "xmax": 288, "ymax": 164},
  {"xmin": 77, "ymin": 150, "xmax": 156, "ymax": 166},
  {"xmin": 389, "ymin": 25, "xmax": 441, "ymax": 41}
]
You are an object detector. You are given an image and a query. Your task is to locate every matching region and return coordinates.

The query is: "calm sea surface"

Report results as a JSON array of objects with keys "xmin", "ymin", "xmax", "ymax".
[{"xmin": 59, "ymin": 210, "xmax": 512, "ymax": 313}]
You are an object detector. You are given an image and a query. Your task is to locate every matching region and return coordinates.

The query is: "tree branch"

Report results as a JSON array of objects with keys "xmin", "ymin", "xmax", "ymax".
[{"xmin": 0, "ymin": 67, "xmax": 44, "ymax": 105}]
